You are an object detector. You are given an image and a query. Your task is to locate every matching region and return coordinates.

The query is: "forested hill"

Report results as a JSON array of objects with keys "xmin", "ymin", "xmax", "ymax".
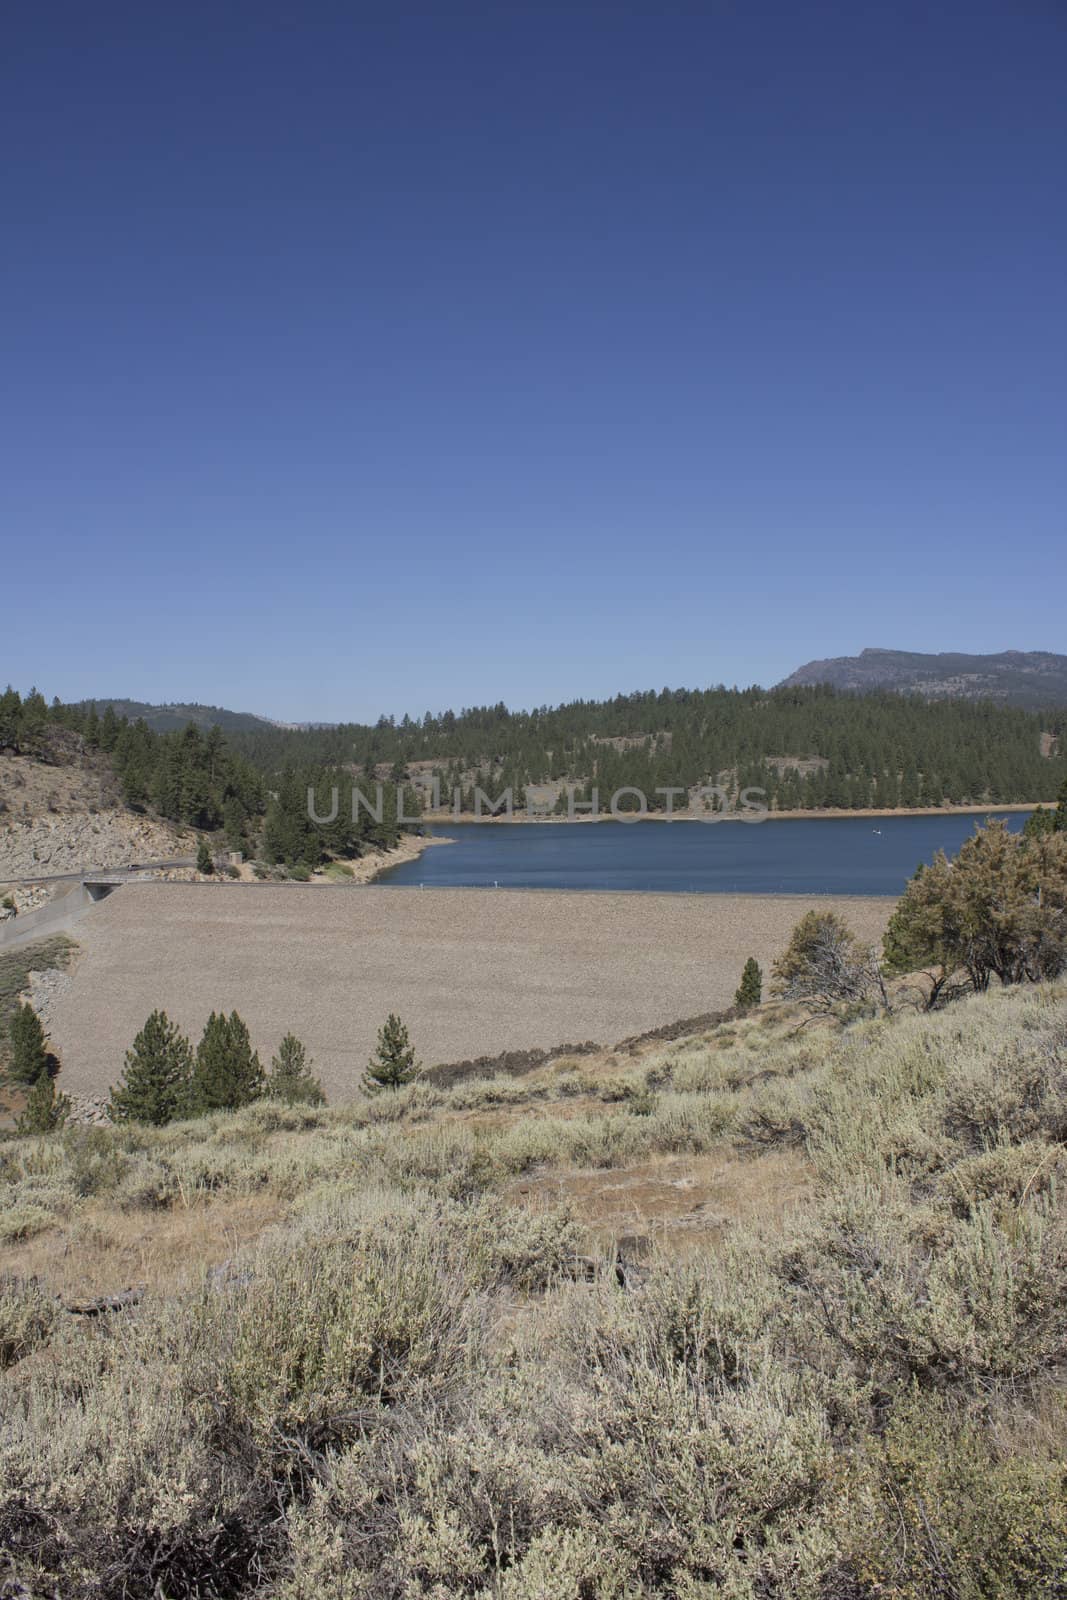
[
  {"xmin": 224, "ymin": 685, "xmax": 1066, "ymax": 813},
  {"xmin": 73, "ymin": 699, "xmax": 275, "ymax": 735},
  {"xmin": 4, "ymin": 685, "xmax": 1065, "ymax": 832},
  {"xmin": 780, "ymin": 649, "xmax": 1067, "ymax": 709}
]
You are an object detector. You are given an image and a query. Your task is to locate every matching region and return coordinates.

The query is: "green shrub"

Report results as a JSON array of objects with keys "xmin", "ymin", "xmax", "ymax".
[
  {"xmin": 942, "ymin": 1035, "xmax": 1067, "ymax": 1149},
  {"xmin": 939, "ymin": 1140, "xmax": 1067, "ymax": 1217},
  {"xmin": 460, "ymin": 1199, "xmax": 585, "ymax": 1290},
  {"xmin": 62, "ymin": 1126, "xmax": 131, "ymax": 1197},
  {"xmin": 779, "ymin": 1191, "xmax": 1067, "ymax": 1391},
  {"xmin": 835, "ymin": 1395, "xmax": 1067, "ymax": 1598},
  {"xmin": 220, "ymin": 1223, "xmax": 484, "ymax": 1455},
  {"xmin": 0, "ymin": 1204, "xmax": 58, "ymax": 1244},
  {"xmin": 0, "ymin": 979, "xmax": 1064, "ymax": 1597},
  {"xmin": 0, "ymin": 1277, "xmax": 58, "ymax": 1367}
]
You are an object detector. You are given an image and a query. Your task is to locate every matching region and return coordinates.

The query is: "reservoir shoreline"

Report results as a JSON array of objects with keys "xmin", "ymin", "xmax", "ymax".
[{"xmin": 416, "ymin": 802, "xmax": 1040, "ymax": 825}]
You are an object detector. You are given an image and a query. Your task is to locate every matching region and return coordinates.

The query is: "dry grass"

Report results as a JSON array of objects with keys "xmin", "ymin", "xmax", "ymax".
[
  {"xmin": 2, "ymin": 980, "xmax": 1066, "ymax": 1597},
  {"xmin": 507, "ymin": 1146, "xmax": 814, "ymax": 1256},
  {"xmin": 0, "ymin": 1193, "xmax": 283, "ymax": 1302}
]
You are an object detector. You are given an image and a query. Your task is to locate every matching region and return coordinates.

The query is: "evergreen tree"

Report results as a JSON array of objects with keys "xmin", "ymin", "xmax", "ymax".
[
  {"xmin": 191, "ymin": 1011, "xmax": 264, "ymax": 1111},
  {"xmin": 16, "ymin": 1072, "xmax": 70, "ymax": 1134},
  {"xmin": 772, "ymin": 910, "xmax": 857, "ymax": 994},
  {"xmin": 0, "ymin": 686, "xmax": 21, "ymax": 751},
  {"xmin": 267, "ymin": 1032, "xmax": 326, "ymax": 1105},
  {"xmin": 109, "ymin": 1011, "xmax": 194, "ymax": 1125},
  {"xmin": 882, "ymin": 860, "xmax": 959, "ymax": 1009},
  {"xmin": 364, "ymin": 1013, "xmax": 419, "ymax": 1092},
  {"xmin": 885, "ymin": 820, "xmax": 1067, "ymax": 991},
  {"xmin": 20, "ymin": 689, "xmax": 49, "ymax": 751},
  {"xmin": 5, "ymin": 1004, "xmax": 56, "ymax": 1088},
  {"xmin": 153, "ymin": 743, "xmax": 184, "ymax": 819},
  {"xmin": 1024, "ymin": 806, "xmax": 1056, "ymax": 839},
  {"xmin": 99, "ymin": 704, "xmax": 120, "ymax": 751},
  {"xmin": 205, "ymin": 722, "xmax": 225, "ymax": 784},
  {"xmin": 196, "ymin": 837, "xmax": 214, "ymax": 874},
  {"xmin": 223, "ymin": 798, "xmax": 249, "ymax": 857},
  {"xmin": 735, "ymin": 957, "xmax": 763, "ymax": 1011},
  {"xmin": 263, "ymin": 768, "xmax": 321, "ymax": 867}
]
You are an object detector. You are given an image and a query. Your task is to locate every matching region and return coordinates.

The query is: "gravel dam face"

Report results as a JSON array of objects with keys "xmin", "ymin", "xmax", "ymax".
[{"xmin": 46, "ymin": 883, "xmax": 893, "ymax": 1100}]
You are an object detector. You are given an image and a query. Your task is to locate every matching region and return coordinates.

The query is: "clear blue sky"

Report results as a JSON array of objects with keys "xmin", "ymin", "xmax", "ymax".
[{"xmin": 3, "ymin": 1, "xmax": 1064, "ymax": 722}]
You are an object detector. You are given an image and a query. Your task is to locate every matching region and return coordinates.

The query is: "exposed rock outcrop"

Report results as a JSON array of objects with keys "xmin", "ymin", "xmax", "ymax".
[
  {"xmin": 21, "ymin": 966, "xmax": 75, "ymax": 1030},
  {"xmin": 1, "ymin": 810, "xmax": 189, "ymax": 882}
]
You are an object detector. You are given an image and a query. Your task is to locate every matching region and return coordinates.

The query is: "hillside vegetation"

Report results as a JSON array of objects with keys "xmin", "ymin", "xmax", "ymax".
[
  {"xmin": 221, "ymin": 682, "xmax": 1067, "ymax": 814},
  {"xmin": 1, "ymin": 977, "xmax": 1066, "ymax": 1597},
  {"xmin": 2, "ymin": 818, "xmax": 1065, "ymax": 1592},
  {"xmin": 1, "ymin": 691, "xmax": 405, "ymax": 872},
  {"xmin": 4, "ymin": 687, "xmax": 1065, "ymax": 883}
]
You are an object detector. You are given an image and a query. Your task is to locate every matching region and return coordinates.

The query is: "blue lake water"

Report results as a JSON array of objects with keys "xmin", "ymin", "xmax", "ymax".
[{"xmin": 377, "ymin": 812, "xmax": 1032, "ymax": 897}]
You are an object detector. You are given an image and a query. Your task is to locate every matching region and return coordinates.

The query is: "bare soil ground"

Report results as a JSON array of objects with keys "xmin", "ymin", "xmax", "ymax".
[
  {"xmin": 312, "ymin": 832, "xmax": 453, "ymax": 884},
  {"xmin": 507, "ymin": 1146, "xmax": 814, "ymax": 1257},
  {"xmin": 0, "ymin": 1194, "xmax": 284, "ymax": 1301},
  {"xmin": 43, "ymin": 885, "xmax": 892, "ymax": 1100}
]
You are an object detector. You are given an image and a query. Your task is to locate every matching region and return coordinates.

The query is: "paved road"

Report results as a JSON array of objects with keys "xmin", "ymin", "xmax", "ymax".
[
  {"xmin": 2, "ymin": 858, "xmax": 195, "ymax": 886},
  {"xmin": 0, "ymin": 859, "xmax": 197, "ymax": 952}
]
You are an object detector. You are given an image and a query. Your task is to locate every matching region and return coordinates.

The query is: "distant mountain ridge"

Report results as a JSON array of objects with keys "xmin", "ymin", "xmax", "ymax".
[
  {"xmin": 77, "ymin": 651, "xmax": 1067, "ymax": 733},
  {"xmin": 779, "ymin": 649, "xmax": 1067, "ymax": 710},
  {"xmin": 76, "ymin": 699, "xmax": 280, "ymax": 734}
]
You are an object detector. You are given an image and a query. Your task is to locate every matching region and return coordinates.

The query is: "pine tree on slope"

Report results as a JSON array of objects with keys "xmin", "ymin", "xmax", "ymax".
[
  {"xmin": 364, "ymin": 1014, "xmax": 419, "ymax": 1093},
  {"xmin": 109, "ymin": 1011, "xmax": 195, "ymax": 1125},
  {"xmin": 16, "ymin": 1073, "xmax": 70, "ymax": 1134},
  {"xmin": 191, "ymin": 1011, "xmax": 264, "ymax": 1112},
  {"xmin": 735, "ymin": 957, "xmax": 763, "ymax": 1012},
  {"xmin": 4, "ymin": 1004, "xmax": 56, "ymax": 1088},
  {"xmin": 267, "ymin": 1033, "xmax": 326, "ymax": 1106}
]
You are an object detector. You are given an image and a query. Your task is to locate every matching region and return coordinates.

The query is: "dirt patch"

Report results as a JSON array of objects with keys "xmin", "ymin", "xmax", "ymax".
[
  {"xmin": 1, "ymin": 1194, "xmax": 284, "ymax": 1302},
  {"xmin": 508, "ymin": 1147, "xmax": 814, "ymax": 1256},
  {"xmin": 764, "ymin": 755, "xmax": 830, "ymax": 777},
  {"xmin": 321, "ymin": 832, "xmax": 453, "ymax": 884}
]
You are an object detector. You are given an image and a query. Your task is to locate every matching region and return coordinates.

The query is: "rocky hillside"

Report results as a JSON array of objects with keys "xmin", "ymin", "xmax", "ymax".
[
  {"xmin": 0, "ymin": 724, "xmax": 119, "ymax": 819},
  {"xmin": 0, "ymin": 810, "xmax": 190, "ymax": 882},
  {"xmin": 0, "ymin": 727, "xmax": 189, "ymax": 882},
  {"xmin": 780, "ymin": 647, "xmax": 1067, "ymax": 709}
]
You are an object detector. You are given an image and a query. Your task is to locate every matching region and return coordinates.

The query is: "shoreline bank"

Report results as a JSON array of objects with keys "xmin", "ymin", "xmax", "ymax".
[
  {"xmin": 415, "ymin": 802, "xmax": 1041, "ymax": 826},
  {"xmin": 315, "ymin": 831, "xmax": 454, "ymax": 884}
]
